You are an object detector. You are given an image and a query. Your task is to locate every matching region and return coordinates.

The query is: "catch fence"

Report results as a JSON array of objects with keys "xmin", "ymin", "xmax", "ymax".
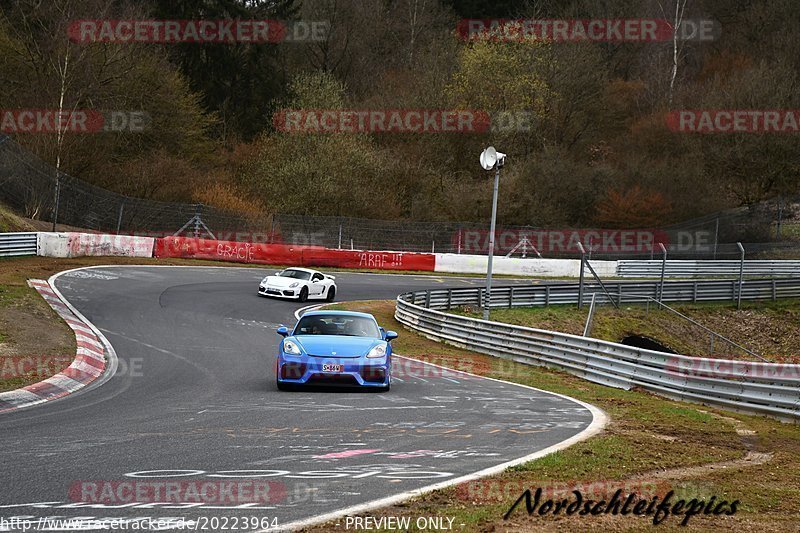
[{"xmin": 1, "ymin": 135, "xmax": 798, "ymax": 259}]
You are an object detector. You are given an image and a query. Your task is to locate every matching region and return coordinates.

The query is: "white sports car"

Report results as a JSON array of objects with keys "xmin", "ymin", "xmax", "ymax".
[{"xmin": 258, "ymin": 267, "xmax": 337, "ymax": 302}]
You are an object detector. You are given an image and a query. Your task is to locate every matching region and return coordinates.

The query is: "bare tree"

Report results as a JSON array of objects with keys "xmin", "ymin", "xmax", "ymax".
[{"xmin": 657, "ymin": 0, "xmax": 689, "ymax": 107}]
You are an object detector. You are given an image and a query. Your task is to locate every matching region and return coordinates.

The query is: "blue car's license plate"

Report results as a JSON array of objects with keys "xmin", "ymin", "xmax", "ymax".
[{"xmin": 322, "ymin": 364, "xmax": 343, "ymax": 372}]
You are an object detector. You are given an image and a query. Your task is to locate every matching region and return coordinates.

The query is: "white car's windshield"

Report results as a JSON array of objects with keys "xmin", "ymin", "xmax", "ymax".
[
  {"xmin": 277, "ymin": 269, "xmax": 311, "ymax": 281},
  {"xmin": 294, "ymin": 315, "xmax": 381, "ymax": 338}
]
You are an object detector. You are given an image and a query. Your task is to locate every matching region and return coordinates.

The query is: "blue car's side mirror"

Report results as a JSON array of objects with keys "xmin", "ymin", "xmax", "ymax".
[
  {"xmin": 277, "ymin": 326, "xmax": 289, "ymax": 337},
  {"xmin": 385, "ymin": 330, "xmax": 398, "ymax": 341}
]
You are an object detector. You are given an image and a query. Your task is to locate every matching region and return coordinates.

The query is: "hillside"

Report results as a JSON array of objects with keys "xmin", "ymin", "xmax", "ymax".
[
  {"xmin": 2, "ymin": 1, "xmax": 799, "ymax": 225},
  {"xmin": 0, "ymin": 202, "xmax": 35, "ymax": 233}
]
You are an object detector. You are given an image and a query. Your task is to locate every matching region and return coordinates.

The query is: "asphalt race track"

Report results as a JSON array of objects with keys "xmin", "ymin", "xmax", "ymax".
[{"xmin": 0, "ymin": 266, "xmax": 602, "ymax": 531}]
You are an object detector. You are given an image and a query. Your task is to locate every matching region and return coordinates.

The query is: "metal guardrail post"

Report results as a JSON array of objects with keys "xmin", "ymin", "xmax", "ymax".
[
  {"xmin": 658, "ymin": 243, "xmax": 667, "ymax": 303},
  {"xmin": 425, "ymin": 290, "xmax": 431, "ymax": 308},
  {"xmin": 737, "ymin": 242, "xmax": 745, "ymax": 309},
  {"xmin": 193, "ymin": 204, "xmax": 201, "ymax": 238},
  {"xmin": 577, "ymin": 243, "xmax": 586, "ymax": 309},
  {"xmin": 583, "ymin": 293, "xmax": 597, "ymax": 336},
  {"xmin": 446, "ymin": 288, "xmax": 452, "ymax": 310},
  {"xmin": 508, "ymin": 286, "xmax": 514, "ymax": 308},
  {"xmin": 582, "ymin": 258, "xmax": 619, "ymax": 310}
]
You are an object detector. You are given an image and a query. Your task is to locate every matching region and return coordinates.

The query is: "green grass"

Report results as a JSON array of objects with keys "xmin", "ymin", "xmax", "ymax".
[
  {"xmin": 453, "ymin": 299, "xmax": 800, "ymax": 362},
  {"xmin": 0, "ymin": 285, "xmax": 32, "ymax": 307},
  {"xmin": 0, "ymin": 201, "xmax": 35, "ymax": 233},
  {"xmin": 0, "ymin": 282, "xmax": 75, "ymax": 392},
  {"xmin": 774, "ymin": 221, "xmax": 800, "ymax": 241}
]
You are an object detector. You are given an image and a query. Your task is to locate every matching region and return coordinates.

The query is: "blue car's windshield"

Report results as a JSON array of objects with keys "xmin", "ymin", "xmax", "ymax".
[
  {"xmin": 294, "ymin": 315, "xmax": 381, "ymax": 338},
  {"xmin": 277, "ymin": 269, "xmax": 311, "ymax": 280}
]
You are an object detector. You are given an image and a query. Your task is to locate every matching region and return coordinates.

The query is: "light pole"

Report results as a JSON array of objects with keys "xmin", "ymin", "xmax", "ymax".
[{"xmin": 479, "ymin": 146, "xmax": 506, "ymax": 321}]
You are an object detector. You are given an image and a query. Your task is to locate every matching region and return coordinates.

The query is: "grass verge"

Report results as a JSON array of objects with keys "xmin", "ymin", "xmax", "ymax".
[
  {"xmin": 0, "ymin": 201, "xmax": 36, "ymax": 233},
  {"xmin": 452, "ymin": 299, "xmax": 800, "ymax": 363},
  {"xmin": 0, "ymin": 282, "xmax": 75, "ymax": 392}
]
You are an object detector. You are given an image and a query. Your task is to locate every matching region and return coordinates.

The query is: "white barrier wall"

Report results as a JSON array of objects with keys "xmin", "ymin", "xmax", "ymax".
[
  {"xmin": 434, "ymin": 253, "xmax": 618, "ymax": 277},
  {"xmin": 34, "ymin": 232, "xmax": 614, "ymax": 277},
  {"xmin": 37, "ymin": 232, "xmax": 155, "ymax": 258}
]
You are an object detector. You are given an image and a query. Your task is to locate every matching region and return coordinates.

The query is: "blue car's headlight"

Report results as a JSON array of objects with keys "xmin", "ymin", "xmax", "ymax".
[
  {"xmin": 283, "ymin": 339, "xmax": 302, "ymax": 355},
  {"xmin": 366, "ymin": 343, "xmax": 387, "ymax": 358}
]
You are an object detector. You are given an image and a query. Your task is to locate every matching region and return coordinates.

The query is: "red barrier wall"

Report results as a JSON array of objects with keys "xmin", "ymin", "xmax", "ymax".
[{"xmin": 153, "ymin": 237, "xmax": 436, "ymax": 272}]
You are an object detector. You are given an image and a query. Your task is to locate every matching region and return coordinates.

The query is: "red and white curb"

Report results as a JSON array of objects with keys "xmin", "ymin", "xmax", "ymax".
[{"xmin": 0, "ymin": 279, "xmax": 106, "ymax": 413}]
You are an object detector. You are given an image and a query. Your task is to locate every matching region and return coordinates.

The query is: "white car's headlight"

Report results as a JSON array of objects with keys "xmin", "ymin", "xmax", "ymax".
[
  {"xmin": 366, "ymin": 343, "xmax": 387, "ymax": 358},
  {"xmin": 289, "ymin": 282, "xmax": 300, "ymax": 288},
  {"xmin": 283, "ymin": 340, "xmax": 302, "ymax": 355}
]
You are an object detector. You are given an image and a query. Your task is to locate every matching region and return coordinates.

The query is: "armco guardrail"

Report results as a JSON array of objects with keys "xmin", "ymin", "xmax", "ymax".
[
  {"xmin": 395, "ymin": 282, "xmax": 800, "ymax": 420},
  {"xmin": 0, "ymin": 232, "xmax": 37, "ymax": 257},
  {"xmin": 402, "ymin": 278, "xmax": 800, "ymax": 309},
  {"xmin": 617, "ymin": 260, "xmax": 800, "ymax": 278}
]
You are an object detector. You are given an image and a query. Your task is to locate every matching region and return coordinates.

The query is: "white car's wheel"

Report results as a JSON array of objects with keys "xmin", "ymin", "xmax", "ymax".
[{"xmin": 326, "ymin": 286, "xmax": 336, "ymax": 302}]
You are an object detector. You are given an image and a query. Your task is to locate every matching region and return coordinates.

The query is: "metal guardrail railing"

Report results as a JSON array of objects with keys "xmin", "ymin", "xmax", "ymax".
[
  {"xmin": 396, "ymin": 280, "xmax": 800, "ymax": 420},
  {"xmin": 0, "ymin": 232, "xmax": 37, "ymax": 257},
  {"xmin": 404, "ymin": 278, "xmax": 800, "ymax": 310},
  {"xmin": 617, "ymin": 260, "xmax": 800, "ymax": 278}
]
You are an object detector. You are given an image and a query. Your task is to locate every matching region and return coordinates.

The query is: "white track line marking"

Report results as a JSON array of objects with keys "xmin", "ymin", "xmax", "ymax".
[
  {"xmin": 268, "ymin": 307, "xmax": 608, "ymax": 532},
  {"xmin": 270, "ymin": 355, "xmax": 606, "ymax": 532}
]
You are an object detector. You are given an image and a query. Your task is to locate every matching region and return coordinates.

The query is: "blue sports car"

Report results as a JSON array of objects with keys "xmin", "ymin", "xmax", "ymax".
[{"xmin": 275, "ymin": 310, "xmax": 397, "ymax": 391}]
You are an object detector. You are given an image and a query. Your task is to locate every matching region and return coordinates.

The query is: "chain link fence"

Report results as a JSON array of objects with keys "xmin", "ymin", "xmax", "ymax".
[
  {"xmin": 1, "ymin": 134, "xmax": 798, "ymax": 259},
  {"xmin": 272, "ymin": 212, "xmax": 800, "ymax": 259},
  {"xmin": 0, "ymin": 134, "xmax": 271, "ymax": 237}
]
